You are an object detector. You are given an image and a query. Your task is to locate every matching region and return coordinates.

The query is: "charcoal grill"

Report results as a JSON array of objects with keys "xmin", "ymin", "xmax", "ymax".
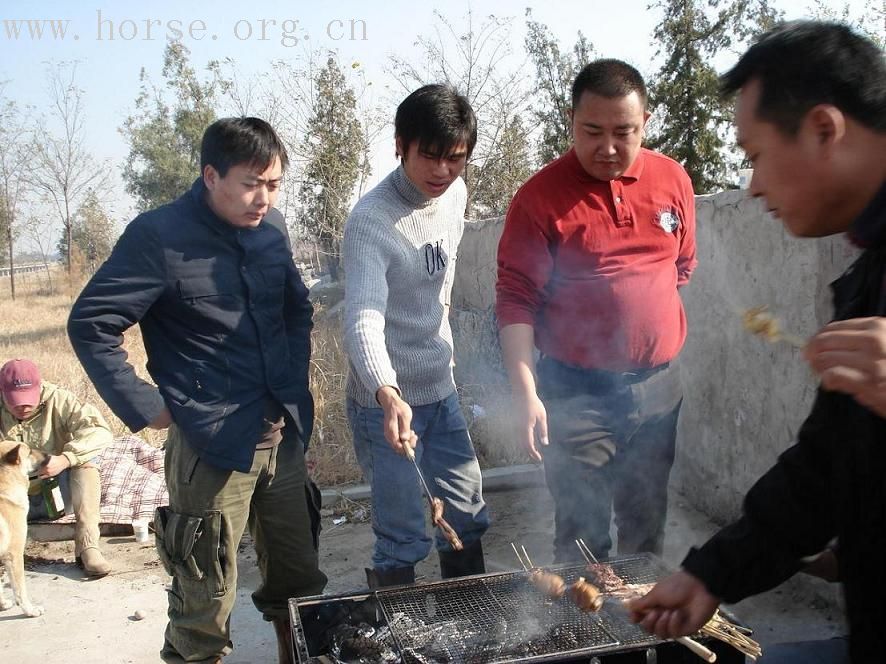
[{"xmin": 289, "ymin": 553, "xmax": 749, "ymax": 663}]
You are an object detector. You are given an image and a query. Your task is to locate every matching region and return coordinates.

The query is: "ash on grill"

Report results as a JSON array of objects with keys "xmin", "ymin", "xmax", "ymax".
[
  {"xmin": 327, "ymin": 623, "xmax": 399, "ymax": 664},
  {"xmin": 316, "ymin": 601, "xmax": 607, "ymax": 664}
]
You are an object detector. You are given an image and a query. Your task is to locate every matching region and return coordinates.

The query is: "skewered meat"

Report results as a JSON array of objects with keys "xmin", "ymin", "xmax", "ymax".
[
  {"xmin": 743, "ymin": 306, "xmax": 781, "ymax": 341},
  {"xmin": 435, "ymin": 516, "xmax": 463, "ymax": 551},
  {"xmin": 586, "ymin": 562, "xmax": 625, "ymax": 592},
  {"xmin": 569, "ymin": 577, "xmax": 604, "ymax": 612},
  {"xmin": 528, "ymin": 569, "xmax": 567, "ymax": 599},
  {"xmin": 431, "ymin": 497, "xmax": 444, "ymax": 525}
]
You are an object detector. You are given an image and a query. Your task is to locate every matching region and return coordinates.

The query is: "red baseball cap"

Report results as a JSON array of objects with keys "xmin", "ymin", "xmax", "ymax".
[{"xmin": 0, "ymin": 359, "xmax": 42, "ymax": 408}]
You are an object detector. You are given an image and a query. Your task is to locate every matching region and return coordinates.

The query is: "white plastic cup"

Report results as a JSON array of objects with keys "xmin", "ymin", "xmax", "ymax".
[
  {"xmin": 738, "ymin": 168, "xmax": 754, "ymax": 190},
  {"xmin": 132, "ymin": 518, "xmax": 151, "ymax": 544}
]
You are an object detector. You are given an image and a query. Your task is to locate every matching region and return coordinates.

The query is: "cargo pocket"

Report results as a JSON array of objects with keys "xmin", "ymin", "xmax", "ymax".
[
  {"xmin": 195, "ymin": 511, "xmax": 227, "ymax": 597},
  {"xmin": 154, "ymin": 507, "xmax": 226, "ymax": 596}
]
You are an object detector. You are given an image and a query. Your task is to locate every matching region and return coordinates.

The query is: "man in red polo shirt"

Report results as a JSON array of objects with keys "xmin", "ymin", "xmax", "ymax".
[{"xmin": 496, "ymin": 59, "xmax": 697, "ymax": 563}]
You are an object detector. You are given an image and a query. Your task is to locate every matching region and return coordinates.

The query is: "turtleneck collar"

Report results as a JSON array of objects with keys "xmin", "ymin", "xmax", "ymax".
[{"xmin": 392, "ymin": 163, "xmax": 437, "ymax": 209}]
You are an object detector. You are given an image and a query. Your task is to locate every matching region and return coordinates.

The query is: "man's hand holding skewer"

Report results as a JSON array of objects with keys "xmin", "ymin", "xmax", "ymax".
[
  {"xmin": 626, "ymin": 570, "xmax": 720, "ymax": 640},
  {"xmin": 377, "ymin": 385, "xmax": 418, "ymax": 455},
  {"xmin": 805, "ymin": 317, "xmax": 886, "ymax": 418}
]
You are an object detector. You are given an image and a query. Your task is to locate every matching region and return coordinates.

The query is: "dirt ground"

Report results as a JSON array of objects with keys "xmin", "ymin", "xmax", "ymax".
[{"xmin": 3, "ymin": 483, "xmax": 844, "ymax": 663}]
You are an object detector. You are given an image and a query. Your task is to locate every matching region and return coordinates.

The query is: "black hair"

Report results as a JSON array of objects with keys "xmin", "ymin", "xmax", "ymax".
[
  {"xmin": 200, "ymin": 117, "xmax": 290, "ymax": 177},
  {"xmin": 394, "ymin": 84, "xmax": 478, "ymax": 159},
  {"xmin": 720, "ymin": 20, "xmax": 886, "ymax": 135},
  {"xmin": 571, "ymin": 59, "xmax": 648, "ymax": 109}
]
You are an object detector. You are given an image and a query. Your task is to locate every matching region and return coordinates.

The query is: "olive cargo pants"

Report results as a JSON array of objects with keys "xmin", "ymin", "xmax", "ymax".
[{"xmin": 157, "ymin": 425, "xmax": 327, "ymax": 664}]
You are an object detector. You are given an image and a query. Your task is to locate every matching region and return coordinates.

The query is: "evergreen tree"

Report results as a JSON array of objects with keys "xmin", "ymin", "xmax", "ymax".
[
  {"xmin": 121, "ymin": 41, "xmax": 218, "ymax": 212},
  {"xmin": 60, "ymin": 190, "xmax": 116, "ymax": 273},
  {"xmin": 298, "ymin": 56, "xmax": 364, "ymax": 281},
  {"xmin": 647, "ymin": 0, "xmax": 781, "ymax": 193}
]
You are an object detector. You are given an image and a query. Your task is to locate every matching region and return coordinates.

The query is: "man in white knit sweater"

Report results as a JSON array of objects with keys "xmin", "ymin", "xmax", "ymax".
[{"xmin": 343, "ymin": 84, "xmax": 489, "ymax": 588}]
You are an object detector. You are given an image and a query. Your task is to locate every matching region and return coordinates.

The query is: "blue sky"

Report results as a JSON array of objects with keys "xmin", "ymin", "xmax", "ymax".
[{"xmin": 0, "ymin": 0, "xmax": 874, "ymax": 230}]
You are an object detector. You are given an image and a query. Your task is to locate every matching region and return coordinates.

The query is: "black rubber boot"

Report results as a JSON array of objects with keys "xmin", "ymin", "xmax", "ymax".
[
  {"xmin": 365, "ymin": 566, "xmax": 416, "ymax": 589},
  {"xmin": 439, "ymin": 540, "xmax": 485, "ymax": 579}
]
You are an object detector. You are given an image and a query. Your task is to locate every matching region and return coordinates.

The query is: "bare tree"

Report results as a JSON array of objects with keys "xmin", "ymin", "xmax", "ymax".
[
  {"xmin": 32, "ymin": 61, "xmax": 110, "ymax": 274},
  {"xmin": 0, "ymin": 85, "xmax": 32, "ymax": 299},
  {"xmin": 386, "ymin": 7, "xmax": 530, "ymax": 217},
  {"xmin": 22, "ymin": 213, "xmax": 58, "ymax": 293}
]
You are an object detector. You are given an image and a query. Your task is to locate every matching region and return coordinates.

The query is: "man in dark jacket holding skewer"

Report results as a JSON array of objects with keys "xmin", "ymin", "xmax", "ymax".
[{"xmin": 628, "ymin": 20, "xmax": 886, "ymax": 664}]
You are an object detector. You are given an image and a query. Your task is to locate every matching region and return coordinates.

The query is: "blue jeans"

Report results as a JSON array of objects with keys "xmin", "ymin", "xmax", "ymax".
[
  {"xmin": 347, "ymin": 391, "xmax": 490, "ymax": 570},
  {"xmin": 538, "ymin": 357, "xmax": 683, "ymax": 562},
  {"xmin": 759, "ymin": 637, "xmax": 849, "ymax": 663}
]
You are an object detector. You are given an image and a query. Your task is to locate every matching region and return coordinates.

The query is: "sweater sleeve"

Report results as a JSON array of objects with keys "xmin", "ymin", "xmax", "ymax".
[
  {"xmin": 681, "ymin": 389, "xmax": 840, "ymax": 602},
  {"xmin": 343, "ymin": 209, "xmax": 399, "ymax": 397},
  {"xmin": 495, "ymin": 190, "xmax": 554, "ymax": 328}
]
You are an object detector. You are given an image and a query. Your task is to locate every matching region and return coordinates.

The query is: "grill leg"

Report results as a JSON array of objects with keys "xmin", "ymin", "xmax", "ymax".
[
  {"xmin": 365, "ymin": 566, "xmax": 416, "ymax": 589},
  {"xmin": 272, "ymin": 618, "xmax": 293, "ymax": 664},
  {"xmin": 439, "ymin": 539, "xmax": 485, "ymax": 579}
]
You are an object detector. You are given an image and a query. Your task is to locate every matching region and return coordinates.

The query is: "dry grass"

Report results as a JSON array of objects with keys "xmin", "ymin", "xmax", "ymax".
[
  {"xmin": 0, "ymin": 267, "xmax": 166, "ymax": 447},
  {"xmin": 306, "ymin": 308, "xmax": 363, "ymax": 486}
]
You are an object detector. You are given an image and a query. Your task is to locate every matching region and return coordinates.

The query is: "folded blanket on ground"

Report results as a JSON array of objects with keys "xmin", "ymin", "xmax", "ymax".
[{"xmin": 49, "ymin": 435, "xmax": 169, "ymax": 524}]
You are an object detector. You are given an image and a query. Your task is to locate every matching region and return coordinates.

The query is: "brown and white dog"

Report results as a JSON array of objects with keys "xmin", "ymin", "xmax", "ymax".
[{"xmin": 0, "ymin": 440, "xmax": 44, "ymax": 617}]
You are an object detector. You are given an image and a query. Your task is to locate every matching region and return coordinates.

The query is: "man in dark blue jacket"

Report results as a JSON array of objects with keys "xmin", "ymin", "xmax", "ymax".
[{"xmin": 68, "ymin": 117, "xmax": 327, "ymax": 664}]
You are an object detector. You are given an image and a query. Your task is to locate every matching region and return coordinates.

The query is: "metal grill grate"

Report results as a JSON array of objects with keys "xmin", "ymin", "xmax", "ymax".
[{"xmin": 375, "ymin": 554, "xmax": 678, "ymax": 663}]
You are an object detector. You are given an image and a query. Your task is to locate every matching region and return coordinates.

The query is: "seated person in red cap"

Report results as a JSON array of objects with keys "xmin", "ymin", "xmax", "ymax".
[{"xmin": 0, "ymin": 358, "xmax": 113, "ymax": 576}]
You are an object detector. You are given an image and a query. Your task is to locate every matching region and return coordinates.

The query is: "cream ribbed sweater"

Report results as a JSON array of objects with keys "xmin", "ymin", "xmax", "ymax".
[{"xmin": 343, "ymin": 165, "xmax": 466, "ymax": 407}]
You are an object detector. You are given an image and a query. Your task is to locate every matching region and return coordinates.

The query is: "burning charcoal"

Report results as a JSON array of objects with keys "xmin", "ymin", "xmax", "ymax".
[
  {"xmin": 331, "ymin": 624, "xmax": 360, "ymax": 655},
  {"xmin": 547, "ymin": 625, "xmax": 580, "ymax": 651},
  {"xmin": 339, "ymin": 636, "xmax": 384, "ymax": 661},
  {"xmin": 355, "ymin": 623, "xmax": 377, "ymax": 639},
  {"xmin": 402, "ymin": 650, "xmax": 432, "ymax": 664},
  {"xmin": 402, "ymin": 647, "xmax": 450, "ymax": 664},
  {"xmin": 489, "ymin": 617, "xmax": 508, "ymax": 640},
  {"xmin": 463, "ymin": 640, "xmax": 502, "ymax": 664}
]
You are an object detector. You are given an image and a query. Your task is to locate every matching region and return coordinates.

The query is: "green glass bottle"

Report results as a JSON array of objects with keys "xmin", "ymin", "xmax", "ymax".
[{"xmin": 42, "ymin": 478, "xmax": 65, "ymax": 520}]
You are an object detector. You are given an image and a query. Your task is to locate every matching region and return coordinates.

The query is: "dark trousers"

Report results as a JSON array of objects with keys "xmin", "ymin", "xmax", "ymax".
[{"xmin": 538, "ymin": 357, "xmax": 683, "ymax": 563}]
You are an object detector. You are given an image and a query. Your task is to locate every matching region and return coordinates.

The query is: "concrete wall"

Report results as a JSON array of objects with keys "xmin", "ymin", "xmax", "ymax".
[{"xmin": 450, "ymin": 190, "xmax": 859, "ymax": 523}]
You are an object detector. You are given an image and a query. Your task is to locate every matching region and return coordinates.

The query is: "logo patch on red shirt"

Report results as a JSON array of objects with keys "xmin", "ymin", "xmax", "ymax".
[{"xmin": 657, "ymin": 209, "xmax": 680, "ymax": 233}]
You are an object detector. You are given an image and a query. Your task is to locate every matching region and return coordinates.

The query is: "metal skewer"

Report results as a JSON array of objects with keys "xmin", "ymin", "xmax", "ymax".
[
  {"xmin": 510, "ymin": 542, "xmax": 529, "ymax": 571},
  {"xmin": 404, "ymin": 444, "xmax": 436, "ymax": 511},
  {"xmin": 520, "ymin": 545, "xmax": 534, "ymax": 569},
  {"xmin": 576, "ymin": 538, "xmax": 600, "ymax": 564}
]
